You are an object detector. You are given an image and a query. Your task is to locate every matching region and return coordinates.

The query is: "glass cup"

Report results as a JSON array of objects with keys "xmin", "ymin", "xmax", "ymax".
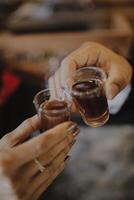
[
  {"xmin": 33, "ymin": 89, "xmax": 71, "ymax": 132},
  {"xmin": 71, "ymin": 66, "xmax": 109, "ymax": 127}
]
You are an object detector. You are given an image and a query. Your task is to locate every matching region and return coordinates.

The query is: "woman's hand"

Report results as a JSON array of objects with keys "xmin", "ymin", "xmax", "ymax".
[
  {"xmin": 49, "ymin": 42, "xmax": 132, "ymax": 101},
  {"xmin": 0, "ymin": 115, "xmax": 79, "ymax": 200}
]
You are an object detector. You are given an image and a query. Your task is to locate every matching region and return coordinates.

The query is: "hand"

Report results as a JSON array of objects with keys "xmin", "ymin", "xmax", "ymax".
[
  {"xmin": 49, "ymin": 42, "xmax": 132, "ymax": 101},
  {"xmin": 0, "ymin": 115, "xmax": 79, "ymax": 200}
]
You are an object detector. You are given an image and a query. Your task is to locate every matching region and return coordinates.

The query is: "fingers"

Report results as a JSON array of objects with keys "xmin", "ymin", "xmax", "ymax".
[
  {"xmin": 49, "ymin": 42, "xmax": 133, "ymax": 102},
  {"xmin": 48, "ymin": 42, "xmax": 101, "ymax": 107},
  {"xmin": 0, "ymin": 115, "xmax": 39, "ymax": 149},
  {"xmin": 104, "ymin": 57, "xmax": 133, "ymax": 99},
  {"xmin": 0, "ymin": 127, "xmax": 76, "ymax": 200},
  {"xmin": 31, "ymin": 162, "xmax": 65, "ymax": 200},
  {"xmin": 27, "ymin": 151, "xmax": 68, "ymax": 199},
  {"xmin": 49, "ymin": 42, "xmax": 100, "ymax": 91},
  {"xmin": 12, "ymin": 121, "xmax": 78, "ymax": 168},
  {"xmin": 21, "ymin": 126, "xmax": 79, "ymax": 178}
]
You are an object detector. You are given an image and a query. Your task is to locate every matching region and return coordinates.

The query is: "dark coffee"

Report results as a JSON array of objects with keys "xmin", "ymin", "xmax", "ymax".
[
  {"xmin": 72, "ymin": 80, "xmax": 109, "ymax": 127},
  {"xmin": 39, "ymin": 99, "xmax": 70, "ymax": 132}
]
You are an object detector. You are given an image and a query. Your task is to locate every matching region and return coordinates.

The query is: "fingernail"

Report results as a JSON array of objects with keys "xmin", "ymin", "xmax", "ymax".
[
  {"xmin": 69, "ymin": 139, "xmax": 76, "ymax": 147},
  {"xmin": 67, "ymin": 123, "xmax": 78, "ymax": 135},
  {"xmin": 72, "ymin": 128, "xmax": 80, "ymax": 137},
  {"xmin": 64, "ymin": 155, "xmax": 71, "ymax": 163}
]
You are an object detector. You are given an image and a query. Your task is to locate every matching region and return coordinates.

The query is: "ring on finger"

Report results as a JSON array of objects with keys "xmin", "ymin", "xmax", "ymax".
[{"xmin": 34, "ymin": 158, "xmax": 46, "ymax": 173}]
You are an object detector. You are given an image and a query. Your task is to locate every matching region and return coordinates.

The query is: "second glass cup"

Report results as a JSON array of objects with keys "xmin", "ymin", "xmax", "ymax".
[
  {"xmin": 33, "ymin": 89, "xmax": 71, "ymax": 132},
  {"xmin": 71, "ymin": 66, "xmax": 109, "ymax": 128}
]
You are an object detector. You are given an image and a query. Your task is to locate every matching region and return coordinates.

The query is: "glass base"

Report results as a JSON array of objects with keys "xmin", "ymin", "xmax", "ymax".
[{"xmin": 82, "ymin": 110, "xmax": 109, "ymax": 128}]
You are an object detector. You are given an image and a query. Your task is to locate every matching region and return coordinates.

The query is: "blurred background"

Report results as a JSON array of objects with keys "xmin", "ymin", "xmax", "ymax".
[{"xmin": 0, "ymin": 0, "xmax": 134, "ymax": 199}]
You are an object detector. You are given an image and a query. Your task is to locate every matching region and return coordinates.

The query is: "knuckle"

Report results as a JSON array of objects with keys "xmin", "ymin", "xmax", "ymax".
[
  {"xmin": 34, "ymin": 142, "xmax": 44, "ymax": 154},
  {"xmin": 117, "ymin": 77, "xmax": 126, "ymax": 90},
  {"xmin": 61, "ymin": 57, "xmax": 67, "ymax": 65},
  {"xmin": 2, "ymin": 133, "xmax": 11, "ymax": 141},
  {"xmin": 82, "ymin": 41, "xmax": 99, "ymax": 49},
  {"xmin": 42, "ymin": 134, "xmax": 51, "ymax": 146},
  {"xmin": 23, "ymin": 117, "xmax": 35, "ymax": 132},
  {"xmin": 1, "ymin": 133, "xmax": 13, "ymax": 145},
  {"xmin": 81, "ymin": 41, "xmax": 91, "ymax": 48},
  {"xmin": 44, "ymin": 132, "xmax": 52, "ymax": 141},
  {"xmin": 22, "ymin": 118, "xmax": 29, "ymax": 126},
  {"xmin": 61, "ymin": 57, "xmax": 72, "ymax": 68}
]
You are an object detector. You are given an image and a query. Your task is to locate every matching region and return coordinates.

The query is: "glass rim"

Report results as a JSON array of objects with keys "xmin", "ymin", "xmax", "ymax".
[
  {"xmin": 33, "ymin": 88, "xmax": 50, "ymax": 105},
  {"xmin": 39, "ymin": 100, "xmax": 70, "ymax": 115},
  {"xmin": 70, "ymin": 66, "xmax": 107, "ymax": 96},
  {"xmin": 33, "ymin": 88, "xmax": 65, "ymax": 104},
  {"xmin": 33, "ymin": 88, "xmax": 72, "ymax": 110},
  {"xmin": 73, "ymin": 66, "xmax": 107, "ymax": 82}
]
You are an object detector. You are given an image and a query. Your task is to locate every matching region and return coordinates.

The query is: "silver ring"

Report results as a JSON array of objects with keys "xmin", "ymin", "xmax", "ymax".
[{"xmin": 34, "ymin": 158, "xmax": 46, "ymax": 173}]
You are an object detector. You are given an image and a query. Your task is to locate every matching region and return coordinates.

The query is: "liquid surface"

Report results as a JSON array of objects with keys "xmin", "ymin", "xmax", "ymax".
[{"xmin": 44, "ymin": 99, "xmax": 68, "ymax": 112}]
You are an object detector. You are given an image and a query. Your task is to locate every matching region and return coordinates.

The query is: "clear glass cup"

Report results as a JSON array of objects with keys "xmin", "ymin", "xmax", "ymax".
[
  {"xmin": 71, "ymin": 66, "xmax": 109, "ymax": 127},
  {"xmin": 33, "ymin": 89, "xmax": 71, "ymax": 132}
]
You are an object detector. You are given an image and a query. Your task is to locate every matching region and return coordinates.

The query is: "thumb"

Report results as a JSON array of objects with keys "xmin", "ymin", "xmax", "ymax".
[{"xmin": 0, "ymin": 115, "xmax": 40, "ymax": 148}]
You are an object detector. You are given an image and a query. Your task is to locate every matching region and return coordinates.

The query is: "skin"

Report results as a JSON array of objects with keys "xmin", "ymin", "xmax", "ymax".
[
  {"xmin": 0, "ymin": 115, "xmax": 79, "ymax": 200},
  {"xmin": 49, "ymin": 42, "xmax": 133, "ymax": 102}
]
